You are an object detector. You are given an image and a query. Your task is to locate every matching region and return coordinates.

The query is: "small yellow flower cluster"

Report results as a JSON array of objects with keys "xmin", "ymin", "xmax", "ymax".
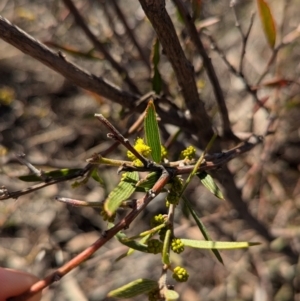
[
  {"xmin": 127, "ymin": 138, "xmax": 151, "ymax": 166},
  {"xmin": 126, "ymin": 138, "xmax": 168, "ymax": 166},
  {"xmin": 150, "ymin": 214, "xmax": 166, "ymax": 227},
  {"xmin": 172, "ymin": 266, "xmax": 189, "ymax": 282},
  {"xmin": 161, "ymin": 145, "xmax": 168, "ymax": 159},
  {"xmin": 171, "ymin": 238, "xmax": 185, "ymax": 254},
  {"xmin": 180, "ymin": 145, "xmax": 196, "ymax": 160}
]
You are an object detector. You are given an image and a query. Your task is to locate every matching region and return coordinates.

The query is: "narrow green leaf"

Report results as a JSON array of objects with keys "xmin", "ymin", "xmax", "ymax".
[
  {"xmin": 257, "ymin": 0, "xmax": 276, "ymax": 48},
  {"xmin": 162, "ymin": 229, "xmax": 171, "ymax": 265},
  {"xmin": 181, "ymin": 239, "xmax": 260, "ymax": 250},
  {"xmin": 165, "ymin": 289, "xmax": 179, "ymax": 301},
  {"xmin": 115, "ymin": 234, "xmax": 152, "ymax": 262},
  {"xmin": 104, "ymin": 172, "xmax": 139, "ymax": 216},
  {"xmin": 151, "ymin": 38, "xmax": 162, "ymax": 94},
  {"xmin": 179, "ymin": 134, "xmax": 217, "ymax": 199},
  {"xmin": 107, "ymin": 278, "xmax": 158, "ymax": 298},
  {"xmin": 152, "ymin": 70, "xmax": 162, "ymax": 95},
  {"xmin": 183, "ymin": 197, "xmax": 210, "ymax": 240},
  {"xmin": 18, "ymin": 175, "xmax": 42, "ymax": 182},
  {"xmin": 136, "ymin": 172, "xmax": 160, "ymax": 191},
  {"xmin": 197, "ymin": 172, "xmax": 224, "ymax": 200},
  {"xmin": 115, "ymin": 232, "xmax": 149, "ymax": 253},
  {"xmin": 19, "ymin": 168, "xmax": 82, "ymax": 182},
  {"xmin": 183, "ymin": 197, "xmax": 223, "ymax": 264},
  {"xmin": 117, "ymin": 240, "xmax": 148, "ymax": 253},
  {"xmin": 144, "ymin": 100, "xmax": 161, "ymax": 163}
]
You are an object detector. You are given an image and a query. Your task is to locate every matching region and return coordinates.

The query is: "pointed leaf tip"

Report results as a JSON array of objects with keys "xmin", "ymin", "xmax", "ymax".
[
  {"xmin": 181, "ymin": 239, "xmax": 260, "ymax": 250},
  {"xmin": 144, "ymin": 100, "xmax": 162, "ymax": 163},
  {"xmin": 257, "ymin": 0, "xmax": 276, "ymax": 49},
  {"xmin": 197, "ymin": 172, "xmax": 224, "ymax": 200},
  {"xmin": 183, "ymin": 197, "xmax": 223, "ymax": 264}
]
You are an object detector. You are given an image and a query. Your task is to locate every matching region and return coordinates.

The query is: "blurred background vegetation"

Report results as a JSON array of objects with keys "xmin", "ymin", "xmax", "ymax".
[{"xmin": 0, "ymin": 0, "xmax": 300, "ymax": 300}]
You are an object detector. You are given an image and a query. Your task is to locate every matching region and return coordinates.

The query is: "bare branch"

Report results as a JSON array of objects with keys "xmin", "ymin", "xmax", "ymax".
[
  {"xmin": 56, "ymin": 196, "xmax": 136, "ymax": 209},
  {"xmin": 62, "ymin": 0, "xmax": 141, "ymax": 94},
  {"xmin": 205, "ymin": 32, "xmax": 270, "ymax": 115},
  {"xmin": 108, "ymin": 135, "xmax": 264, "ymax": 174},
  {"xmin": 110, "ymin": 0, "xmax": 151, "ymax": 70},
  {"xmin": 173, "ymin": 0, "xmax": 237, "ymax": 141},
  {"xmin": 95, "ymin": 113, "xmax": 151, "ymax": 167},
  {"xmin": 0, "ymin": 15, "xmax": 137, "ymax": 107},
  {"xmin": 138, "ymin": 0, "xmax": 216, "ymax": 148},
  {"xmin": 230, "ymin": 2, "xmax": 255, "ymax": 74},
  {"xmin": 56, "ymin": 196, "xmax": 103, "ymax": 207},
  {"xmin": 0, "ymin": 133, "xmax": 261, "ymax": 201},
  {"xmin": 0, "ymin": 15, "xmax": 194, "ymax": 135},
  {"xmin": 15, "ymin": 154, "xmax": 47, "ymax": 181},
  {"xmin": 10, "ymin": 172, "xmax": 171, "ymax": 301}
]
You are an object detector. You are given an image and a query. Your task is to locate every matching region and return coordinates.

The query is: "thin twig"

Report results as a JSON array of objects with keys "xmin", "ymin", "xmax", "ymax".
[
  {"xmin": 230, "ymin": 2, "xmax": 255, "ymax": 74},
  {"xmin": 241, "ymin": 13, "xmax": 255, "ymax": 73},
  {"xmin": 0, "ymin": 168, "xmax": 89, "ymax": 201},
  {"xmin": 256, "ymin": 0, "xmax": 291, "ymax": 86},
  {"xmin": 255, "ymin": 45, "xmax": 282, "ymax": 85},
  {"xmin": 15, "ymin": 154, "xmax": 48, "ymax": 181},
  {"xmin": 0, "ymin": 111, "xmax": 152, "ymax": 201},
  {"xmin": 256, "ymin": 0, "xmax": 292, "ymax": 86},
  {"xmin": 115, "ymin": 135, "xmax": 263, "ymax": 174},
  {"xmin": 62, "ymin": 0, "xmax": 141, "ymax": 94},
  {"xmin": 173, "ymin": 0, "xmax": 237, "ymax": 141},
  {"xmin": 94, "ymin": 114, "xmax": 150, "ymax": 167},
  {"xmin": 0, "ymin": 134, "xmax": 262, "ymax": 201},
  {"xmin": 56, "ymin": 196, "xmax": 136, "ymax": 209},
  {"xmin": 10, "ymin": 172, "xmax": 171, "ymax": 301},
  {"xmin": 204, "ymin": 32, "xmax": 269, "ymax": 115},
  {"xmin": 56, "ymin": 197, "xmax": 103, "ymax": 207},
  {"xmin": 0, "ymin": 15, "xmax": 137, "ymax": 107},
  {"xmin": 0, "ymin": 15, "xmax": 193, "ymax": 135},
  {"xmin": 110, "ymin": 0, "xmax": 151, "ymax": 70},
  {"xmin": 138, "ymin": 0, "xmax": 216, "ymax": 148}
]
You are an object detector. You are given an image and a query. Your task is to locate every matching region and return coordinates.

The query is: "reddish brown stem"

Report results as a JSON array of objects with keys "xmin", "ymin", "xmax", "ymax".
[{"xmin": 10, "ymin": 172, "xmax": 171, "ymax": 301}]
